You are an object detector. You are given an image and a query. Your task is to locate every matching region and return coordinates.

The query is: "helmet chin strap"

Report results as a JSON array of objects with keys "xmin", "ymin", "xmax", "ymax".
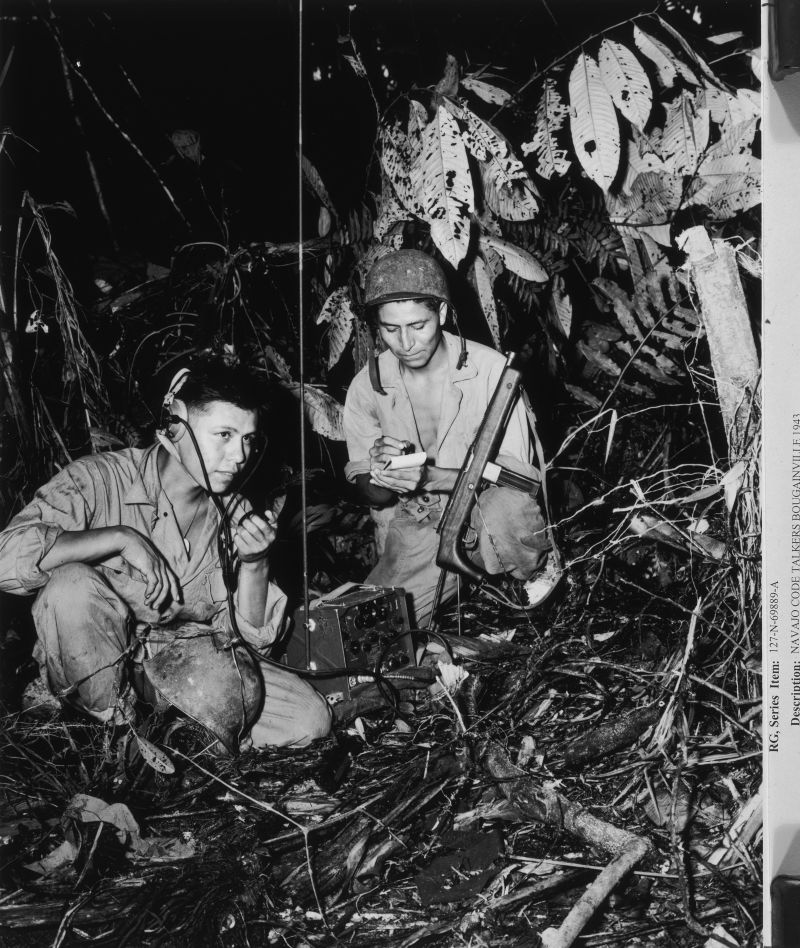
[
  {"xmin": 368, "ymin": 347, "xmax": 387, "ymax": 396},
  {"xmin": 456, "ymin": 330, "xmax": 468, "ymax": 370},
  {"xmin": 447, "ymin": 305, "xmax": 468, "ymax": 370},
  {"xmin": 367, "ymin": 302, "xmax": 467, "ymax": 394}
]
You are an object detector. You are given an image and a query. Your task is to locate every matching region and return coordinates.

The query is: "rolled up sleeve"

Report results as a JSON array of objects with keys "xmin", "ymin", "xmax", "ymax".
[
  {"xmin": 343, "ymin": 372, "xmax": 382, "ymax": 483},
  {"xmin": 0, "ymin": 467, "xmax": 93, "ymax": 594},
  {"xmin": 208, "ymin": 575, "xmax": 288, "ymax": 652}
]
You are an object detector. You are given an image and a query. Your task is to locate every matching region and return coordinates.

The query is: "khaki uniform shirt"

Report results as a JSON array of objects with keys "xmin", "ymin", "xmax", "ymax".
[
  {"xmin": 0, "ymin": 443, "xmax": 286, "ymax": 649},
  {"xmin": 343, "ymin": 330, "xmax": 536, "ymax": 502}
]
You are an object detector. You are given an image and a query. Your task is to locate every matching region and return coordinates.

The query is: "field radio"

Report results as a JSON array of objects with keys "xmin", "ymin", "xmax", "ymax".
[{"xmin": 282, "ymin": 583, "xmax": 415, "ymax": 701}]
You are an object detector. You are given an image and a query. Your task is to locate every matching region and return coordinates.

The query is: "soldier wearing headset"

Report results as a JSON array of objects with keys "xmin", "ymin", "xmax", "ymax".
[{"xmin": 0, "ymin": 357, "xmax": 331, "ymax": 753}]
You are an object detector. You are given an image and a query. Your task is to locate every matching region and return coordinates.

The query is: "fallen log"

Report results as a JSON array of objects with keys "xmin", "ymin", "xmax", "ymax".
[{"xmin": 482, "ymin": 742, "xmax": 651, "ymax": 948}]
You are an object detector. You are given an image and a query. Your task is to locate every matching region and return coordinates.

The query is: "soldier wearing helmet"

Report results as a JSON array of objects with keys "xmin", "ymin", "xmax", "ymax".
[
  {"xmin": 0, "ymin": 357, "xmax": 332, "ymax": 753},
  {"xmin": 343, "ymin": 249, "xmax": 551, "ymax": 627}
]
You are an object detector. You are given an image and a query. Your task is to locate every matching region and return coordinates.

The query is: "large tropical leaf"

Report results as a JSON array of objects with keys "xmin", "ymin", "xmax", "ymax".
[
  {"xmin": 381, "ymin": 121, "xmax": 425, "ymax": 219},
  {"xmin": 737, "ymin": 88, "xmax": 760, "ymax": 120},
  {"xmin": 408, "ymin": 99, "xmax": 429, "ymax": 139},
  {"xmin": 435, "ymin": 54, "xmax": 460, "ymax": 98},
  {"xmin": 461, "ymin": 110, "xmax": 524, "ymax": 181},
  {"xmin": 633, "ymin": 25, "xmax": 678, "ymax": 89},
  {"xmin": 302, "ymin": 156, "xmax": 339, "ymax": 223},
  {"xmin": 419, "ymin": 105, "xmax": 475, "ymax": 266},
  {"xmin": 699, "ymin": 83, "xmax": 746, "ymax": 127},
  {"xmin": 568, "ymin": 53, "xmax": 621, "ymax": 192},
  {"xmin": 639, "ymin": 223, "xmax": 672, "ymax": 246},
  {"xmin": 287, "ymin": 383, "xmax": 345, "ymax": 441},
  {"xmin": 578, "ymin": 340, "xmax": 622, "ymax": 377},
  {"xmin": 522, "ymin": 78, "xmax": 571, "ymax": 179},
  {"xmin": 316, "ymin": 287, "xmax": 356, "ymax": 369},
  {"xmin": 702, "ymin": 118, "xmax": 758, "ymax": 163},
  {"xmin": 462, "ymin": 110, "xmax": 539, "ymax": 221},
  {"xmin": 480, "ymin": 240, "xmax": 504, "ymax": 279},
  {"xmin": 701, "ymin": 84, "xmax": 760, "ymax": 132},
  {"xmin": 593, "ymin": 277, "xmax": 643, "ymax": 340},
  {"xmin": 660, "ymin": 91, "xmax": 710, "ymax": 175},
  {"xmin": 606, "ymin": 171, "xmax": 684, "ymax": 233},
  {"xmin": 352, "ymin": 316, "xmax": 373, "ymax": 373},
  {"xmin": 618, "ymin": 233, "xmax": 647, "ymax": 306},
  {"xmin": 617, "ymin": 340, "xmax": 681, "ymax": 385},
  {"xmin": 565, "ymin": 383, "xmax": 602, "ymax": 408},
  {"xmin": 621, "ymin": 134, "xmax": 668, "ymax": 194},
  {"xmin": 699, "ymin": 171, "xmax": 761, "ymax": 220},
  {"xmin": 461, "ymin": 75, "xmax": 512, "ymax": 105},
  {"xmin": 472, "ymin": 257, "xmax": 502, "ymax": 348},
  {"xmin": 263, "ymin": 345, "xmax": 292, "ymax": 381},
  {"xmin": 550, "ymin": 275, "xmax": 572, "ymax": 338},
  {"xmin": 634, "ymin": 24, "xmax": 699, "ymax": 87},
  {"xmin": 657, "ymin": 15, "xmax": 720, "ymax": 87},
  {"xmin": 696, "ymin": 154, "xmax": 760, "ymax": 181},
  {"xmin": 374, "ymin": 174, "xmax": 413, "ymax": 242},
  {"xmin": 480, "ymin": 235, "xmax": 548, "ymax": 282},
  {"xmin": 598, "ymin": 39, "xmax": 653, "ymax": 132},
  {"xmin": 480, "ymin": 164, "xmax": 540, "ymax": 221}
]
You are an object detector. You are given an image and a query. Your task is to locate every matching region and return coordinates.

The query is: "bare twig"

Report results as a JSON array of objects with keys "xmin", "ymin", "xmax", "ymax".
[{"xmin": 483, "ymin": 742, "xmax": 651, "ymax": 948}]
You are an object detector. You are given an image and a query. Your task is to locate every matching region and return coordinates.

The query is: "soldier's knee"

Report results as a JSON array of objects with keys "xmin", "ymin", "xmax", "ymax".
[
  {"xmin": 247, "ymin": 686, "xmax": 332, "ymax": 749},
  {"xmin": 39, "ymin": 562, "xmax": 100, "ymax": 600},
  {"xmin": 305, "ymin": 691, "xmax": 333, "ymax": 742}
]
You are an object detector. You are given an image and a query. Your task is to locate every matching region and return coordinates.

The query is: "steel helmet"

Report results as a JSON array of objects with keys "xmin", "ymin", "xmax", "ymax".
[
  {"xmin": 363, "ymin": 249, "xmax": 451, "ymax": 310},
  {"xmin": 143, "ymin": 633, "xmax": 263, "ymax": 756}
]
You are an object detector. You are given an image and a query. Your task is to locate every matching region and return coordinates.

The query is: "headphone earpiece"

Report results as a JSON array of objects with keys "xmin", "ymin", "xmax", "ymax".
[
  {"xmin": 161, "ymin": 368, "xmax": 191, "ymax": 437},
  {"xmin": 162, "ymin": 412, "xmax": 184, "ymax": 440}
]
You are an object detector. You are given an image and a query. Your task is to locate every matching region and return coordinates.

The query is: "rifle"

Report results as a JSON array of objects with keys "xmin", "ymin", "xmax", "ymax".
[{"xmin": 435, "ymin": 353, "xmax": 539, "ymax": 582}]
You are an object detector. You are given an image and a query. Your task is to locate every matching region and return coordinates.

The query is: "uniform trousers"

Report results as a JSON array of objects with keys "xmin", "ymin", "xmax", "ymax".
[
  {"xmin": 367, "ymin": 485, "xmax": 550, "ymax": 628},
  {"xmin": 31, "ymin": 563, "xmax": 331, "ymax": 748}
]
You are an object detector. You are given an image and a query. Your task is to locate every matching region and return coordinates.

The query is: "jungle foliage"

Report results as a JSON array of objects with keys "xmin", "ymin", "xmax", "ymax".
[{"xmin": 0, "ymin": 5, "xmax": 761, "ymax": 947}]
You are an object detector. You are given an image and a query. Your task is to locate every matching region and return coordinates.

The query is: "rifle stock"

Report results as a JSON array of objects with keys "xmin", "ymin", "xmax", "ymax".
[{"xmin": 436, "ymin": 354, "xmax": 523, "ymax": 581}]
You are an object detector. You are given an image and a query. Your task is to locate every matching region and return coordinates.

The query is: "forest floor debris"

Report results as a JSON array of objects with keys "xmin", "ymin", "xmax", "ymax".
[{"xmin": 0, "ymin": 547, "xmax": 761, "ymax": 948}]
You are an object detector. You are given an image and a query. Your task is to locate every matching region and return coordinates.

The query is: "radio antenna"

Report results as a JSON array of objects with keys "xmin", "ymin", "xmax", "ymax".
[{"xmin": 297, "ymin": 0, "xmax": 311, "ymax": 650}]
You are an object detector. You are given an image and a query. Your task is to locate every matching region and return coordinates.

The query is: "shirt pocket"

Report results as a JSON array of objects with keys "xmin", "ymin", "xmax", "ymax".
[{"xmin": 208, "ymin": 569, "xmax": 230, "ymax": 604}]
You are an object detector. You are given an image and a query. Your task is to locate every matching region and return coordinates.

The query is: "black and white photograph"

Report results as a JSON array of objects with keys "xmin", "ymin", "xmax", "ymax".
[{"xmin": 0, "ymin": 0, "xmax": 765, "ymax": 945}]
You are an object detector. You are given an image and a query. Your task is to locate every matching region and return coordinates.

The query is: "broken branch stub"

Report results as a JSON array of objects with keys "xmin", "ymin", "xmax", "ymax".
[
  {"xmin": 562, "ymin": 705, "xmax": 659, "ymax": 768},
  {"xmin": 679, "ymin": 227, "xmax": 760, "ymax": 460}
]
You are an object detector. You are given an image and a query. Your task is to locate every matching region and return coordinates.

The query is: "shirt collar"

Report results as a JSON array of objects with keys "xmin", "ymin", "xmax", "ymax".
[
  {"xmin": 376, "ymin": 330, "xmax": 478, "ymax": 389},
  {"xmin": 123, "ymin": 441, "xmax": 166, "ymax": 506}
]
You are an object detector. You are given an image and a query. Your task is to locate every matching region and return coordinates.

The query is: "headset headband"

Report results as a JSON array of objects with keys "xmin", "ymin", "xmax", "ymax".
[{"xmin": 163, "ymin": 368, "xmax": 191, "ymax": 410}]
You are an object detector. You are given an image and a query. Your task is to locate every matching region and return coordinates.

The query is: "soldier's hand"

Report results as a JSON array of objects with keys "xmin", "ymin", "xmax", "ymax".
[
  {"xmin": 369, "ymin": 465, "xmax": 425, "ymax": 495},
  {"xmin": 368, "ymin": 435, "xmax": 413, "ymax": 469},
  {"xmin": 234, "ymin": 509, "xmax": 276, "ymax": 564},
  {"xmin": 118, "ymin": 528, "xmax": 182, "ymax": 611}
]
